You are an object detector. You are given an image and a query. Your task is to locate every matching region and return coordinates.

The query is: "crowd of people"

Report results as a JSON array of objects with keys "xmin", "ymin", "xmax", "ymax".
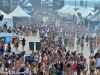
[{"xmin": 0, "ymin": 9, "xmax": 100, "ymax": 75}]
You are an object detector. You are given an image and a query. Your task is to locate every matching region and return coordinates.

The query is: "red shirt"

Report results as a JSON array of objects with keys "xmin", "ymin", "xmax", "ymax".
[{"xmin": 73, "ymin": 62, "xmax": 77, "ymax": 72}]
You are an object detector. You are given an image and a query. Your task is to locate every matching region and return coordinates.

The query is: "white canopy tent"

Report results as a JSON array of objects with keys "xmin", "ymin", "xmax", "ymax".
[
  {"xmin": 9, "ymin": 5, "xmax": 31, "ymax": 17},
  {"xmin": 74, "ymin": 7, "xmax": 85, "ymax": 16},
  {"xmin": 60, "ymin": 6, "xmax": 75, "ymax": 15},
  {"xmin": 26, "ymin": 3, "xmax": 33, "ymax": 7},
  {"xmin": 59, "ymin": 6, "xmax": 75, "ymax": 19},
  {"xmin": 0, "ymin": 10, "xmax": 13, "ymax": 28},
  {"xmin": 75, "ymin": 8, "xmax": 94, "ymax": 17},
  {"xmin": 57, "ymin": 5, "xmax": 69, "ymax": 12},
  {"xmin": 74, "ymin": 8, "xmax": 94, "ymax": 22},
  {"xmin": 87, "ymin": 10, "xmax": 100, "ymax": 22},
  {"xmin": 79, "ymin": 8, "xmax": 94, "ymax": 18},
  {"xmin": 57, "ymin": 5, "xmax": 69, "ymax": 16}
]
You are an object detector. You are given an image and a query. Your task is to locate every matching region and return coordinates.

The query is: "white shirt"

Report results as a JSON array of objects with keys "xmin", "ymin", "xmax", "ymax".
[
  {"xmin": 96, "ymin": 58, "xmax": 100, "ymax": 67},
  {"xmin": 83, "ymin": 63, "xmax": 88, "ymax": 71},
  {"xmin": 25, "ymin": 67, "xmax": 30, "ymax": 74},
  {"xmin": 92, "ymin": 33, "xmax": 96, "ymax": 38}
]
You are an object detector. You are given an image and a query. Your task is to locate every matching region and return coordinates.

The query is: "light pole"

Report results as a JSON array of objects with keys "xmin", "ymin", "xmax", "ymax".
[
  {"xmin": 75, "ymin": 0, "xmax": 76, "ymax": 11},
  {"xmin": 0, "ymin": 0, "xmax": 2, "ymax": 26}
]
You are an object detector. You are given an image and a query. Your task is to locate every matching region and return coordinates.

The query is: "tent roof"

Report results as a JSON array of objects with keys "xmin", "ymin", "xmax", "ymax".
[
  {"xmin": 60, "ymin": 6, "xmax": 75, "ymax": 15},
  {"xmin": 75, "ymin": 8, "xmax": 94, "ymax": 17},
  {"xmin": 57, "ymin": 5, "xmax": 69, "ymax": 12},
  {"xmin": 74, "ymin": 7, "xmax": 84, "ymax": 15},
  {"xmin": 0, "ymin": 10, "xmax": 12, "ymax": 18},
  {"xmin": 9, "ymin": 5, "xmax": 31, "ymax": 17},
  {"xmin": 81, "ymin": 8, "xmax": 94, "ymax": 17},
  {"xmin": 26, "ymin": 3, "xmax": 32, "ymax": 6},
  {"xmin": 87, "ymin": 10, "xmax": 100, "ymax": 21}
]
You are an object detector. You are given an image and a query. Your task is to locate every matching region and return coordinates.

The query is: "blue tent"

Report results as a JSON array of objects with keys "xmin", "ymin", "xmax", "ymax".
[{"xmin": 23, "ymin": 9, "xmax": 31, "ymax": 14}]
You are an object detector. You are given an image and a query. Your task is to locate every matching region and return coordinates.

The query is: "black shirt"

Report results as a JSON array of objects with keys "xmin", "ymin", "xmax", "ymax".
[
  {"xmin": 77, "ymin": 64, "xmax": 82, "ymax": 72},
  {"xmin": 22, "ymin": 40, "xmax": 25, "ymax": 46},
  {"xmin": 19, "ymin": 68, "xmax": 25, "ymax": 75},
  {"xmin": 7, "ymin": 46, "xmax": 11, "ymax": 52}
]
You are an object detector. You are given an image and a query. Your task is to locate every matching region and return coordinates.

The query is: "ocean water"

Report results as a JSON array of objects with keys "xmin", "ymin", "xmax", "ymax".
[
  {"xmin": 65, "ymin": 1, "xmax": 100, "ymax": 8},
  {"xmin": 49, "ymin": 0, "xmax": 100, "ymax": 8}
]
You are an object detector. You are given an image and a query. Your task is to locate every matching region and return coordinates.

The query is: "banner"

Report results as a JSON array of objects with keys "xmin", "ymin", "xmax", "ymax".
[
  {"xmin": 5, "ymin": 36, "xmax": 11, "ymax": 43},
  {"xmin": 53, "ymin": 0, "xmax": 64, "ymax": 10},
  {"xmin": 95, "ymin": 25, "xmax": 99, "ymax": 31}
]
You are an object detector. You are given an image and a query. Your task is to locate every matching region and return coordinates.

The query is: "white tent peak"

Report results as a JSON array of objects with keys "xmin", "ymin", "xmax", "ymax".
[
  {"xmin": 26, "ymin": 3, "xmax": 32, "ymax": 7},
  {"xmin": 0, "ymin": 10, "xmax": 7, "ymax": 16},
  {"xmin": 0, "ymin": 10, "xmax": 12, "ymax": 18},
  {"xmin": 57, "ymin": 5, "xmax": 69, "ymax": 12},
  {"xmin": 60, "ymin": 6, "xmax": 75, "ymax": 14},
  {"xmin": 9, "ymin": 5, "xmax": 30, "ymax": 17}
]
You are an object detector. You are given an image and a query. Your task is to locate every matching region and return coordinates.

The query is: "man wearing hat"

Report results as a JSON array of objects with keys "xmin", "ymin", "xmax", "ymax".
[{"xmin": 19, "ymin": 64, "xmax": 25, "ymax": 75}]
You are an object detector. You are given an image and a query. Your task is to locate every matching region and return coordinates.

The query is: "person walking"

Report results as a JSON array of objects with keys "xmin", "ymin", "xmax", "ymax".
[
  {"xmin": 6, "ymin": 43, "xmax": 11, "ymax": 53},
  {"xmin": 90, "ymin": 61, "xmax": 96, "ymax": 75},
  {"xmin": 12, "ymin": 38, "xmax": 19, "ymax": 51},
  {"xmin": 21, "ymin": 38, "xmax": 26, "ymax": 51},
  {"xmin": 96, "ymin": 56, "xmax": 100, "ymax": 75},
  {"xmin": 85, "ymin": 35, "xmax": 89, "ymax": 47},
  {"xmin": 80, "ymin": 39, "xmax": 84, "ymax": 52}
]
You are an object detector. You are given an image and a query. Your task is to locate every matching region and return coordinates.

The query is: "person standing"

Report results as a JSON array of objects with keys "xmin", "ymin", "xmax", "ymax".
[
  {"xmin": 12, "ymin": 38, "xmax": 19, "ymax": 51},
  {"xmin": 80, "ymin": 39, "xmax": 84, "ymax": 52},
  {"xmin": 77, "ymin": 37, "xmax": 80, "ymax": 52},
  {"xmin": 83, "ymin": 59, "xmax": 88, "ymax": 75},
  {"xmin": 85, "ymin": 35, "xmax": 89, "ymax": 47},
  {"xmin": 77, "ymin": 61, "xmax": 82, "ymax": 75},
  {"xmin": 90, "ymin": 39, "xmax": 94, "ymax": 56},
  {"xmin": 96, "ymin": 56, "xmax": 100, "ymax": 75},
  {"xmin": 22, "ymin": 38, "xmax": 26, "ymax": 51},
  {"xmin": 90, "ymin": 61, "xmax": 96, "ymax": 75},
  {"xmin": 73, "ymin": 60, "xmax": 77, "ymax": 75},
  {"xmin": 6, "ymin": 43, "xmax": 11, "ymax": 53},
  {"xmin": 19, "ymin": 64, "xmax": 25, "ymax": 75}
]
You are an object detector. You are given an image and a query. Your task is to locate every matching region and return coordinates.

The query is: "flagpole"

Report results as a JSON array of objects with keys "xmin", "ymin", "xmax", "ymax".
[{"xmin": 75, "ymin": 0, "xmax": 76, "ymax": 11}]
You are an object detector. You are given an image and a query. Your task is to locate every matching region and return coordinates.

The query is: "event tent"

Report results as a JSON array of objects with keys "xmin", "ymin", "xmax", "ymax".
[
  {"xmin": 81, "ymin": 8, "xmax": 94, "ymax": 18},
  {"xmin": 9, "ymin": 5, "xmax": 31, "ymax": 17},
  {"xmin": 57, "ymin": 5, "xmax": 69, "ymax": 12},
  {"xmin": 0, "ymin": 10, "xmax": 13, "ymax": 28},
  {"xmin": 59, "ymin": 6, "xmax": 75, "ymax": 19},
  {"xmin": 26, "ymin": 3, "xmax": 33, "ymax": 7},
  {"xmin": 74, "ymin": 7, "xmax": 84, "ymax": 14},
  {"xmin": 0, "ymin": 10, "xmax": 12, "ymax": 18},
  {"xmin": 87, "ymin": 10, "xmax": 100, "ymax": 22},
  {"xmin": 60, "ymin": 6, "xmax": 75, "ymax": 15},
  {"xmin": 74, "ymin": 8, "xmax": 94, "ymax": 23}
]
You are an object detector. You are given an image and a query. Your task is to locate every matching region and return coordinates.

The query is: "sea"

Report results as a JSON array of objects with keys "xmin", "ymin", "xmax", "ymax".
[
  {"xmin": 49, "ymin": 0, "xmax": 100, "ymax": 8},
  {"xmin": 64, "ymin": 1, "xmax": 100, "ymax": 8}
]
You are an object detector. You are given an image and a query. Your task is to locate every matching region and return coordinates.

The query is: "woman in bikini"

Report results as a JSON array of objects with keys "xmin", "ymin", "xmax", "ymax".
[
  {"xmin": 80, "ymin": 39, "xmax": 84, "ymax": 52},
  {"xmin": 12, "ymin": 38, "xmax": 19, "ymax": 51},
  {"xmin": 90, "ymin": 61, "xmax": 96, "ymax": 75}
]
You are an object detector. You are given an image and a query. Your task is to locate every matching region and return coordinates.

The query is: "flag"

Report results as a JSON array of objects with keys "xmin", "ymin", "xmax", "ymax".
[
  {"xmin": 75, "ymin": 0, "xmax": 76, "ymax": 11},
  {"xmin": 53, "ymin": 0, "xmax": 64, "ymax": 10},
  {"xmin": 5, "ymin": 36, "xmax": 11, "ymax": 44},
  {"xmin": 80, "ymin": 0, "xmax": 84, "ymax": 7},
  {"xmin": 85, "ymin": 1, "xmax": 87, "ymax": 8}
]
